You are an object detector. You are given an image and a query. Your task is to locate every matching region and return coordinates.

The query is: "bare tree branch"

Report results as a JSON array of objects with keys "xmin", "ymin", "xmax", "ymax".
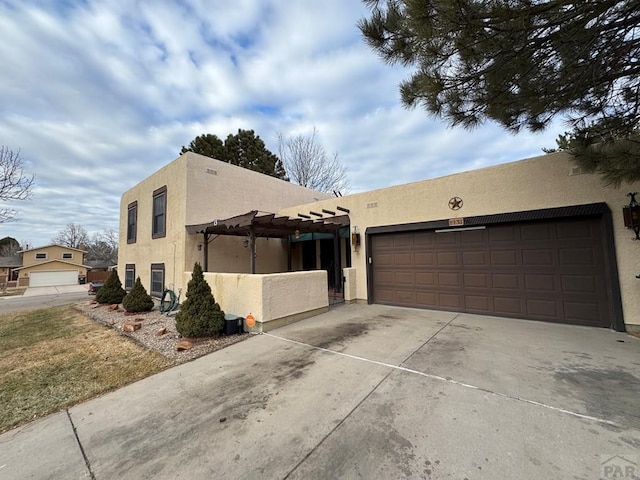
[
  {"xmin": 277, "ymin": 127, "xmax": 350, "ymax": 194},
  {"xmin": 51, "ymin": 223, "xmax": 89, "ymax": 249},
  {"xmin": 86, "ymin": 229, "xmax": 118, "ymax": 264},
  {"xmin": 0, "ymin": 146, "xmax": 35, "ymax": 223}
]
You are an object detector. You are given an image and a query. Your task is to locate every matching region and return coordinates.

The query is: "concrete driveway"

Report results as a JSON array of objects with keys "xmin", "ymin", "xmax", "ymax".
[
  {"xmin": 22, "ymin": 284, "xmax": 88, "ymax": 297},
  {"xmin": 1, "ymin": 304, "xmax": 639, "ymax": 479}
]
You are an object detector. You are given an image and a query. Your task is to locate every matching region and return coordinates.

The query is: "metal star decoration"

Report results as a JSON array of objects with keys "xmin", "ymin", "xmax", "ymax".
[{"xmin": 448, "ymin": 197, "xmax": 463, "ymax": 210}]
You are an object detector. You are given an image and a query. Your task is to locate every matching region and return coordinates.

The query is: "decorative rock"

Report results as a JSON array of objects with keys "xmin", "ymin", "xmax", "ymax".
[
  {"xmin": 155, "ymin": 326, "xmax": 167, "ymax": 337},
  {"xmin": 108, "ymin": 304, "xmax": 120, "ymax": 311},
  {"xmin": 123, "ymin": 321, "xmax": 142, "ymax": 332},
  {"xmin": 219, "ymin": 417, "xmax": 227, "ymax": 423},
  {"xmin": 177, "ymin": 340, "xmax": 192, "ymax": 351},
  {"xmin": 91, "ymin": 304, "xmax": 101, "ymax": 309}
]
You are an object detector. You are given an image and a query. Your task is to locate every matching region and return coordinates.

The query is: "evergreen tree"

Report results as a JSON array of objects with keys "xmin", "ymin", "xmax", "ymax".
[
  {"xmin": 544, "ymin": 127, "xmax": 640, "ymax": 187},
  {"xmin": 122, "ymin": 277, "xmax": 154, "ymax": 313},
  {"xmin": 175, "ymin": 263, "xmax": 225, "ymax": 337},
  {"xmin": 360, "ymin": 1, "xmax": 640, "ymax": 182},
  {"xmin": 180, "ymin": 133, "xmax": 225, "ymax": 160},
  {"xmin": 180, "ymin": 129, "xmax": 288, "ymax": 180},
  {"xmin": 96, "ymin": 269, "xmax": 127, "ymax": 305}
]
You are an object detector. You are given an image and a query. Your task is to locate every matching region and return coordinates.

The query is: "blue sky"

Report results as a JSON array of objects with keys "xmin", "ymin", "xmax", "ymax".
[{"xmin": 0, "ymin": 1, "xmax": 565, "ymax": 248}]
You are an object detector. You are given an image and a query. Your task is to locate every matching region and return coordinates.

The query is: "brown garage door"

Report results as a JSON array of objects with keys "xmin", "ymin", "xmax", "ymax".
[{"xmin": 371, "ymin": 216, "xmax": 613, "ymax": 327}]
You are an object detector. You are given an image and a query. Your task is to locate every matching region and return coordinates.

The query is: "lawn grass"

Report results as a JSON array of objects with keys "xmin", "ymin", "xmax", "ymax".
[{"xmin": 0, "ymin": 305, "xmax": 170, "ymax": 433}]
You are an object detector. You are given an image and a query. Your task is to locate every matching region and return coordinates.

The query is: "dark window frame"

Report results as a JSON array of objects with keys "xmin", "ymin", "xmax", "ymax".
[
  {"xmin": 150, "ymin": 263, "xmax": 165, "ymax": 297},
  {"xmin": 152, "ymin": 186, "xmax": 167, "ymax": 239},
  {"xmin": 125, "ymin": 264, "xmax": 136, "ymax": 291},
  {"xmin": 35, "ymin": 252, "xmax": 47, "ymax": 260},
  {"xmin": 127, "ymin": 201, "xmax": 138, "ymax": 244},
  {"xmin": 62, "ymin": 252, "xmax": 73, "ymax": 259}
]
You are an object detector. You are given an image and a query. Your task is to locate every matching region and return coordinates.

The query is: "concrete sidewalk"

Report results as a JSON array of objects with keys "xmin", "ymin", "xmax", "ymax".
[
  {"xmin": 1, "ymin": 304, "xmax": 639, "ymax": 479},
  {"xmin": 22, "ymin": 284, "xmax": 88, "ymax": 297}
]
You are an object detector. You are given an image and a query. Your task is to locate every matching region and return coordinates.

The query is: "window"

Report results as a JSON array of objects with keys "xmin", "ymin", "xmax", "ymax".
[
  {"xmin": 152, "ymin": 186, "xmax": 167, "ymax": 239},
  {"xmin": 35, "ymin": 253, "xmax": 47, "ymax": 260},
  {"xmin": 150, "ymin": 263, "xmax": 165, "ymax": 297},
  {"xmin": 127, "ymin": 201, "xmax": 137, "ymax": 244},
  {"xmin": 62, "ymin": 253, "xmax": 73, "ymax": 259},
  {"xmin": 125, "ymin": 264, "xmax": 136, "ymax": 290}
]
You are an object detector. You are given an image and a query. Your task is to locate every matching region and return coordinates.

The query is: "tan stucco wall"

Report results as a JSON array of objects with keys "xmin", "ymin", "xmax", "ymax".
[
  {"xmin": 120, "ymin": 152, "xmax": 330, "ymax": 294},
  {"xmin": 183, "ymin": 153, "xmax": 330, "ymax": 225},
  {"xmin": 200, "ymin": 270, "xmax": 328, "ymax": 328},
  {"xmin": 183, "ymin": 152, "xmax": 330, "ymax": 276},
  {"xmin": 278, "ymin": 152, "xmax": 640, "ymax": 327},
  {"xmin": 184, "ymin": 236, "xmax": 289, "ymax": 275},
  {"xmin": 21, "ymin": 246, "xmax": 84, "ymax": 267},
  {"xmin": 118, "ymin": 155, "xmax": 188, "ymax": 293},
  {"xmin": 343, "ymin": 267, "xmax": 357, "ymax": 302}
]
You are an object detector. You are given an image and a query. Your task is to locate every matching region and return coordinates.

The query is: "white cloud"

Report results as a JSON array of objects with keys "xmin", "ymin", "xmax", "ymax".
[{"xmin": 0, "ymin": 0, "xmax": 565, "ymax": 246}]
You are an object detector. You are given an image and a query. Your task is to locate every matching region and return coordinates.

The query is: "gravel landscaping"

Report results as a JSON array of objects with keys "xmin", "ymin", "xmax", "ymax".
[{"xmin": 76, "ymin": 301, "xmax": 250, "ymax": 364}]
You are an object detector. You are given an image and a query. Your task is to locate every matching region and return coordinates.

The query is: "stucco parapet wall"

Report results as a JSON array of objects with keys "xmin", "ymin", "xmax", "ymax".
[{"xmin": 196, "ymin": 271, "xmax": 329, "ymax": 327}]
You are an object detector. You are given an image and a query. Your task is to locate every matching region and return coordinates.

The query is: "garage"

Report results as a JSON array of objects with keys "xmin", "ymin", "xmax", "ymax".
[
  {"xmin": 369, "ymin": 205, "xmax": 622, "ymax": 328},
  {"xmin": 29, "ymin": 270, "xmax": 79, "ymax": 287}
]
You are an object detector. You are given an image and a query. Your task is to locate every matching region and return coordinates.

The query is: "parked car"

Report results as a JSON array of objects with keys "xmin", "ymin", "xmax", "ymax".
[{"xmin": 88, "ymin": 281, "xmax": 104, "ymax": 295}]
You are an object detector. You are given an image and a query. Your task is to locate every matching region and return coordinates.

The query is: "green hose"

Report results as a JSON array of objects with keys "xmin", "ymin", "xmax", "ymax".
[{"xmin": 160, "ymin": 289, "xmax": 177, "ymax": 313}]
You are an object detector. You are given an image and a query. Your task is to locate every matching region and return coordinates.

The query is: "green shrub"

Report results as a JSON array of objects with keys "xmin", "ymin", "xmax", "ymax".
[
  {"xmin": 96, "ymin": 269, "xmax": 126, "ymax": 305},
  {"xmin": 122, "ymin": 277, "xmax": 154, "ymax": 312},
  {"xmin": 175, "ymin": 263, "xmax": 225, "ymax": 337}
]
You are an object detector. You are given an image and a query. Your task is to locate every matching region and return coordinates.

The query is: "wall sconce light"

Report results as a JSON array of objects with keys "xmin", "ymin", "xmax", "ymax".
[
  {"xmin": 351, "ymin": 226, "xmax": 361, "ymax": 247},
  {"xmin": 197, "ymin": 243, "xmax": 203, "ymax": 251},
  {"xmin": 294, "ymin": 229, "xmax": 300, "ymax": 239},
  {"xmin": 243, "ymin": 238, "xmax": 249, "ymax": 248},
  {"xmin": 623, "ymin": 192, "xmax": 640, "ymax": 240}
]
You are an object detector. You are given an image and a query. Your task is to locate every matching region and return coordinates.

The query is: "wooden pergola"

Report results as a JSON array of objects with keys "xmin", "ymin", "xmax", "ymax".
[{"xmin": 186, "ymin": 210, "xmax": 350, "ymax": 285}]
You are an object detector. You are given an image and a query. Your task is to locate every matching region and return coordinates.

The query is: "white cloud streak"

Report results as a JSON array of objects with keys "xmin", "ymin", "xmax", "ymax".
[{"xmin": 0, "ymin": 0, "xmax": 563, "ymax": 246}]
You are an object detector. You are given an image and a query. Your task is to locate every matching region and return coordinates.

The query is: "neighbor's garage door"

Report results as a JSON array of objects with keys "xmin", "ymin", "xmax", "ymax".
[
  {"xmin": 371, "ymin": 217, "xmax": 613, "ymax": 327},
  {"xmin": 29, "ymin": 270, "xmax": 78, "ymax": 287}
]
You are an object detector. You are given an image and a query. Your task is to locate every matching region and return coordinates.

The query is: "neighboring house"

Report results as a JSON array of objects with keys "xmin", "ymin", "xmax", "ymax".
[
  {"xmin": 120, "ymin": 150, "xmax": 640, "ymax": 333},
  {"xmin": 14, "ymin": 245, "xmax": 89, "ymax": 287},
  {"xmin": 0, "ymin": 256, "xmax": 22, "ymax": 288},
  {"xmin": 117, "ymin": 152, "xmax": 330, "ymax": 297}
]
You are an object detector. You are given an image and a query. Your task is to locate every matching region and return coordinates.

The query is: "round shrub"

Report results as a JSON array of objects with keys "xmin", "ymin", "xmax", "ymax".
[
  {"xmin": 175, "ymin": 262, "xmax": 225, "ymax": 337},
  {"xmin": 96, "ymin": 269, "xmax": 127, "ymax": 305},
  {"xmin": 122, "ymin": 277, "xmax": 154, "ymax": 313}
]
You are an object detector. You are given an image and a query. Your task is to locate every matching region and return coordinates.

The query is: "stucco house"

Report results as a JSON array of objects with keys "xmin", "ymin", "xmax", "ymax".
[
  {"xmin": 118, "ymin": 152, "xmax": 330, "ymax": 298},
  {"xmin": 120, "ymin": 150, "xmax": 640, "ymax": 333},
  {"xmin": 11, "ymin": 245, "xmax": 89, "ymax": 287}
]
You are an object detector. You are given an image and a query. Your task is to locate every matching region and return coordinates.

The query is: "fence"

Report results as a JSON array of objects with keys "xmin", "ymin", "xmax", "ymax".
[{"xmin": 87, "ymin": 270, "xmax": 110, "ymax": 283}]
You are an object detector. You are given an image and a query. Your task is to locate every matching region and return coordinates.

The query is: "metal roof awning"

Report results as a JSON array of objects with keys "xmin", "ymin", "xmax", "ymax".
[{"xmin": 186, "ymin": 210, "xmax": 350, "ymax": 238}]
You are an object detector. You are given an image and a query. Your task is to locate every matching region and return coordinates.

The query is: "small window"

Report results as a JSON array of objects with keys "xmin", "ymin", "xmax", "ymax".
[
  {"xmin": 62, "ymin": 253, "xmax": 73, "ymax": 259},
  {"xmin": 152, "ymin": 186, "xmax": 167, "ymax": 239},
  {"xmin": 127, "ymin": 201, "xmax": 137, "ymax": 244},
  {"xmin": 150, "ymin": 263, "xmax": 165, "ymax": 297},
  {"xmin": 35, "ymin": 253, "xmax": 47, "ymax": 260},
  {"xmin": 125, "ymin": 264, "xmax": 136, "ymax": 290}
]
